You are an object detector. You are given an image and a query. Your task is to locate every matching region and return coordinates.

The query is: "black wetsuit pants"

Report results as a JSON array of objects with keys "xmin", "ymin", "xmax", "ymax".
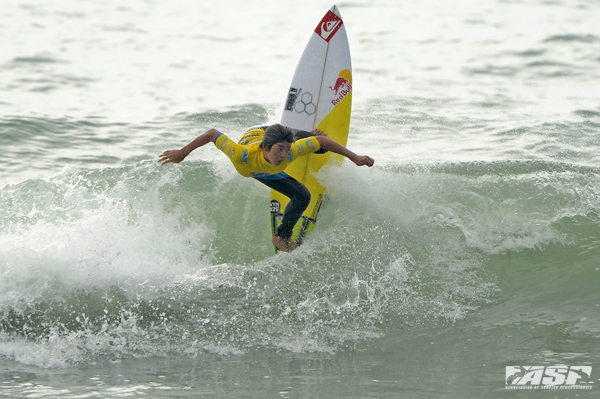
[{"xmin": 255, "ymin": 176, "xmax": 310, "ymax": 239}]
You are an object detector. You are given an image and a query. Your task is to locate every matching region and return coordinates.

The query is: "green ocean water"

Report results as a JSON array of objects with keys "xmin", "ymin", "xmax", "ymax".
[{"xmin": 1, "ymin": 0, "xmax": 599, "ymax": 397}]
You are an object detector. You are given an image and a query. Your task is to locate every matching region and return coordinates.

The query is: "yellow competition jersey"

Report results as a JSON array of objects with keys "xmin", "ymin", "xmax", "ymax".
[{"xmin": 213, "ymin": 127, "xmax": 321, "ymax": 179}]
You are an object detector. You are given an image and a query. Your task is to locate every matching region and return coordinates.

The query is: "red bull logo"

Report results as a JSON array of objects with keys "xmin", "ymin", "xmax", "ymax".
[
  {"xmin": 330, "ymin": 69, "xmax": 352, "ymax": 106},
  {"xmin": 330, "ymin": 77, "xmax": 348, "ymax": 96}
]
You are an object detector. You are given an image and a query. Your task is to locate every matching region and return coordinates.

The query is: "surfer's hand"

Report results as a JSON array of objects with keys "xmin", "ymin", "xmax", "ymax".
[
  {"xmin": 159, "ymin": 149, "xmax": 187, "ymax": 165},
  {"xmin": 352, "ymin": 155, "xmax": 374, "ymax": 167},
  {"xmin": 311, "ymin": 128, "xmax": 327, "ymax": 136}
]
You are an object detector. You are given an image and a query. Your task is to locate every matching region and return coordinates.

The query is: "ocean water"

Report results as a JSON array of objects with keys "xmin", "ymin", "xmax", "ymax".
[{"xmin": 1, "ymin": 0, "xmax": 599, "ymax": 397}]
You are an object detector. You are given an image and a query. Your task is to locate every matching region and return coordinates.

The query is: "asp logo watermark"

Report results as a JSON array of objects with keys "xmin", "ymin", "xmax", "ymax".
[{"xmin": 506, "ymin": 366, "xmax": 593, "ymax": 390}]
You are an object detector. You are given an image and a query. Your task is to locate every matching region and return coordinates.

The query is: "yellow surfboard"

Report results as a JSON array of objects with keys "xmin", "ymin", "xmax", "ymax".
[{"xmin": 270, "ymin": 5, "xmax": 352, "ymax": 251}]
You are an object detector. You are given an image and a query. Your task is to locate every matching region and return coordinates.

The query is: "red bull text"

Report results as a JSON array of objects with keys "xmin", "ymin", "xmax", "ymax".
[{"xmin": 330, "ymin": 77, "xmax": 352, "ymax": 106}]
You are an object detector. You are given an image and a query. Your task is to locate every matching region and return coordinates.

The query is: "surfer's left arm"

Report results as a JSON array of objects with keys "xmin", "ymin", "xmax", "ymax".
[
  {"xmin": 293, "ymin": 128, "xmax": 328, "ymax": 154},
  {"xmin": 315, "ymin": 136, "xmax": 374, "ymax": 167}
]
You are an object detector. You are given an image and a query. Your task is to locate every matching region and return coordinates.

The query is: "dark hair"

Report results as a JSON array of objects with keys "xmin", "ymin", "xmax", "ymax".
[{"xmin": 262, "ymin": 124, "xmax": 295, "ymax": 151}]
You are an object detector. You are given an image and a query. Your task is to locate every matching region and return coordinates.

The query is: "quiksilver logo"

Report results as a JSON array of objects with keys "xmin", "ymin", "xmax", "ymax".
[
  {"xmin": 315, "ymin": 11, "xmax": 343, "ymax": 42},
  {"xmin": 320, "ymin": 20, "xmax": 340, "ymax": 40}
]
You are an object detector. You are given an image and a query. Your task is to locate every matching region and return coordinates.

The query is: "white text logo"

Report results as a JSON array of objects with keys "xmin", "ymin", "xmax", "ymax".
[{"xmin": 506, "ymin": 366, "xmax": 593, "ymax": 390}]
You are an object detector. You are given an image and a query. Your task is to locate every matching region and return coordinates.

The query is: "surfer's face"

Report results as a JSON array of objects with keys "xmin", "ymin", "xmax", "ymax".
[{"xmin": 264, "ymin": 142, "xmax": 292, "ymax": 166}]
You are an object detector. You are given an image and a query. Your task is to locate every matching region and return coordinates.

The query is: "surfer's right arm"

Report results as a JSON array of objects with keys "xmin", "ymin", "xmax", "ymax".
[{"xmin": 158, "ymin": 128, "xmax": 220, "ymax": 165}]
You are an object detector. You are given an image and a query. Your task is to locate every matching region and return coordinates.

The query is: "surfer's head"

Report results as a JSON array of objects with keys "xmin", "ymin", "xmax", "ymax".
[
  {"xmin": 262, "ymin": 124, "xmax": 295, "ymax": 151},
  {"xmin": 262, "ymin": 124, "xmax": 295, "ymax": 166}
]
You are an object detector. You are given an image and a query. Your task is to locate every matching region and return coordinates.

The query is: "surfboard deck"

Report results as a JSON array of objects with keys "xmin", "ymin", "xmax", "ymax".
[{"xmin": 270, "ymin": 5, "xmax": 352, "ymax": 252}]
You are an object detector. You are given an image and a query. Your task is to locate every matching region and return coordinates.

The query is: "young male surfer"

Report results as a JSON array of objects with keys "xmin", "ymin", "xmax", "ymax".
[{"xmin": 158, "ymin": 124, "xmax": 374, "ymax": 252}]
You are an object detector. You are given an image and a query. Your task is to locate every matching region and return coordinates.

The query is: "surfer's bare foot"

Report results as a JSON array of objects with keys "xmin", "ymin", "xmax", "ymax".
[{"xmin": 272, "ymin": 236, "xmax": 299, "ymax": 252}]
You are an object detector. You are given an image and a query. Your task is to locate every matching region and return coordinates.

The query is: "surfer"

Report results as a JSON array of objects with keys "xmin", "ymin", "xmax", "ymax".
[{"xmin": 159, "ymin": 124, "xmax": 374, "ymax": 252}]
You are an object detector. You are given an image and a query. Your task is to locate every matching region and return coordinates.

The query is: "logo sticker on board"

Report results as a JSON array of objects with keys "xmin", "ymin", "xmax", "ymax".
[
  {"xmin": 330, "ymin": 69, "xmax": 352, "ymax": 106},
  {"xmin": 315, "ymin": 10, "xmax": 343, "ymax": 42},
  {"xmin": 285, "ymin": 87, "xmax": 299, "ymax": 111},
  {"xmin": 270, "ymin": 200, "xmax": 280, "ymax": 213}
]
